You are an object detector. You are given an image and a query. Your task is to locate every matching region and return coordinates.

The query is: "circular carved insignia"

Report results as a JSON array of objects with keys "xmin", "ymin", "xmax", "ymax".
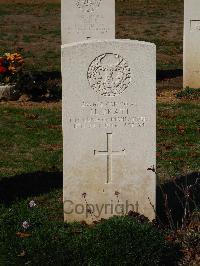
[
  {"xmin": 87, "ymin": 53, "xmax": 131, "ymax": 97},
  {"xmin": 76, "ymin": 0, "xmax": 101, "ymax": 12}
]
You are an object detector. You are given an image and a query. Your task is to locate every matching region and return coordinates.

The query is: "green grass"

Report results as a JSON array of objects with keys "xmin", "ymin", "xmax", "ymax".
[
  {"xmin": 0, "ymin": 1, "xmax": 198, "ymax": 263},
  {"xmin": 22, "ymin": 35, "xmax": 31, "ymax": 43},
  {"xmin": 177, "ymin": 88, "xmax": 200, "ymax": 100},
  {"xmin": 0, "ymin": 3, "xmax": 60, "ymax": 72},
  {"xmin": 0, "ymin": 0, "xmax": 183, "ymax": 72},
  {"xmin": 116, "ymin": 0, "xmax": 183, "ymax": 70},
  {"xmin": 0, "ymin": 102, "xmax": 198, "ymax": 264},
  {"xmin": 0, "ymin": 106, "xmax": 62, "ymax": 179},
  {"xmin": 0, "ymin": 202, "xmax": 181, "ymax": 265},
  {"xmin": 157, "ymin": 103, "xmax": 200, "ymax": 180},
  {"xmin": 0, "ymin": 103, "xmax": 199, "ymax": 180}
]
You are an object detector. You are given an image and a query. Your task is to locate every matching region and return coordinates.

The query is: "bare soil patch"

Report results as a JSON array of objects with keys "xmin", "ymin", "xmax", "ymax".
[
  {"xmin": 0, "ymin": 99, "xmax": 61, "ymax": 109},
  {"xmin": 157, "ymin": 89, "xmax": 182, "ymax": 104}
]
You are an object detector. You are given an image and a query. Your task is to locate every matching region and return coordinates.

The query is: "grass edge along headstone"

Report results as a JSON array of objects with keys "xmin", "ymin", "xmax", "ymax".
[
  {"xmin": 184, "ymin": 0, "xmax": 200, "ymax": 88},
  {"xmin": 62, "ymin": 39, "xmax": 156, "ymax": 224},
  {"xmin": 61, "ymin": 0, "xmax": 115, "ymax": 44}
]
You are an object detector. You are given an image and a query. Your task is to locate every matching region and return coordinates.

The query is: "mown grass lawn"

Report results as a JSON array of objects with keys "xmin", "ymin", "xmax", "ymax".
[
  {"xmin": 0, "ymin": 0, "xmax": 183, "ymax": 72},
  {"xmin": 157, "ymin": 103, "xmax": 200, "ymax": 180},
  {"xmin": 0, "ymin": 101, "xmax": 198, "ymax": 264},
  {"xmin": 0, "ymin": 105, "xmax": 62, "ymax": 179},
  {"xmin": 0, "ymin": 1, "xmax": 199, "ymax": 264},
  {"xmin": 0, "ymin": 103, "xmax": 199, "ymax": 181}
]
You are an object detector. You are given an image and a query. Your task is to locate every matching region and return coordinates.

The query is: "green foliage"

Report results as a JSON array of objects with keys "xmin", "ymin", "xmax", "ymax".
[
  {"xmin": 177, "ymin": 88, "xmax": 200, "ymax": 100},
  {"xmin": 0, "ymin": 202, "xmax": 181, "ymax": 265},
  {"xmin": 79, "ymin": 217, "xmax": 181, "ymax": 266}
]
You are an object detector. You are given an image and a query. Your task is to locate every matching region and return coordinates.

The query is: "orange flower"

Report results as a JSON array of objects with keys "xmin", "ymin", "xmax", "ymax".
[
  {"xmin": 5, "ymin": 53, "xmax": 14, "ymax": 62},
  {"xmin": 0, "ymin": 52, "xmax": 24, "ymax": 77},
  {"xmin": 8, "ymin": 66, "xmax": 16, "ymax": 73}
]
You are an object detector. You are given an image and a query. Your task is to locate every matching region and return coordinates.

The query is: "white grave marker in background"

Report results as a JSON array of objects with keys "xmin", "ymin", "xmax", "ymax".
[
  {"xmin": 184, "ymin": 0, "xmax": 200, "ymax": 88},
  {"xmin": 61, "ymin": 0, "xmax": 115, "ymax": 44}
]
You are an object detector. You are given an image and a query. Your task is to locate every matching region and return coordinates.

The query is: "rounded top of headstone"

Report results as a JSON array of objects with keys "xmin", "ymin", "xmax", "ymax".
[
  {"xmin": 76, "ymin": 0, "xmax": 102, "ymax": 12},
  {"xmin": 62, "ymin": 39, "xmax": 156, "ymax": 50}
]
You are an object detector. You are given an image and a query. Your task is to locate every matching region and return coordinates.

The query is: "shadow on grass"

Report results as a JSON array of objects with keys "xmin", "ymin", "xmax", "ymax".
[
  {"xmin": 156, "ymin": 69, "xmax": 182, "ymax": 81},
  {"xmin": 21, "ymin": 69, "xmax": 182, "ymax": 81},
  {"xmin": 0, "ymin": 171, "xmax": 199, "ymax": 226},
  {"xmin": 0, "ymin": 171, "xmax": 62, "ymax": 205},
  {"xmin": 15, "ymin": 70, "xmax": 183, "ymax": 101},
  {"xmin": 157, "ymin": 172, "xmax": 200, "ymax": 226}
]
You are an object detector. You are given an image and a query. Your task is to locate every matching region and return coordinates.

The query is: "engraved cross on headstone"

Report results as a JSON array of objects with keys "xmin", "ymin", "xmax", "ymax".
[{"xmin": 94, "ymin": 133, "xmax": 126, "ymax": 184}]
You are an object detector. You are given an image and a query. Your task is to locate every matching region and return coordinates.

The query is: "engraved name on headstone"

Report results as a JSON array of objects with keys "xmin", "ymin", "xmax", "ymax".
[
  {"xmin": 62, "ymin": 40, "xmax": 156, "ymax": 223},
  {"xmin": 61, "ymin": 0, "xmax": 115, "ymax": 44},
  {"xmin": 184, "ymin": 0, "xmax": 200, "ymax": 88}
]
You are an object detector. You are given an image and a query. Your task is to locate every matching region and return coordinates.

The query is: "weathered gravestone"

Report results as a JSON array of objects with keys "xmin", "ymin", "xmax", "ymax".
[
  {"xmin": 184, "ymin": 0, "xmax": 200, "ymax": 88},
  {"xmin": 61, "ymin": 0, "xmax": 115, "ymax": 44},
  {"xmin": 62, "ymin": 40, "xmax": 156, "ymax": 223}
]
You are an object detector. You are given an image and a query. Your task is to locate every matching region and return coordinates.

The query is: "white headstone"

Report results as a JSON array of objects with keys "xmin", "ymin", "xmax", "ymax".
[
  {"xmin": 184, "ymin": 0, "xmax": 200, "ymax": 88},
  {"xmin": 61, "ymin": 0, "xmax": 115, "ymax": 44},
  {"xmin": 62, "ymin": 40, "xmax": 156, "ymax": 223}
]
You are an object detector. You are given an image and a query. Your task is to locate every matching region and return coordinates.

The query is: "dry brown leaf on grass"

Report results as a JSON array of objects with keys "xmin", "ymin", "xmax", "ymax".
[
  {"xmin": 176, "ymin": 125, "xmax": 186, "ymax": 135},
  {"xmin": 156, "ymin": 152, "xmax": 161, "ymax": 158},
  {"xmin": 24, "ymin": 113, "xmax": 39, "ymax": 120},
  {"xmin": 16, "ymin": 232, "xmax": 32, "ymax": 238}
]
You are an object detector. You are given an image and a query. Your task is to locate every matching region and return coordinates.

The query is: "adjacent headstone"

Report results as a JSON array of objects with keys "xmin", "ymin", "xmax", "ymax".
[
  {"xmin": 184, "ymin": 0, "xmax": 200, "ymax": 88},
  {"xmin": 61, "ymin": 0, "xmax": 115, "ymax": 44},
  {"xmin": 62, "ymin": 40, "xmax": 156, "ymax": 223}
]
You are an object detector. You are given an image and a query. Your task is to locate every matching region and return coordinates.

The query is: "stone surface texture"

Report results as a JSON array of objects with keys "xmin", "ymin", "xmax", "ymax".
[
  {"xmin": 61, "ymin": 0, "xmax": 115, "ymax": 44},
  {"xmin": 0, "ymin": 84, "xmax": 18, "ymax": 100},
  {"xmin": 184, "ymin": 0, "xmax": 200, "ymax": 88},
  {"xmin": 62, "ymin": 40, "xmax": 156, "ymax": 223}
]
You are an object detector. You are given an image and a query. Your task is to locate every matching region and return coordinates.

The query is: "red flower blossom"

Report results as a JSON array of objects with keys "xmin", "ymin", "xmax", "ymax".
[
  {"xmin": 0, "ymin": 66, "xmax": 7, "ymax": 74},
  {"xmin": 0, "ymin": 57, "xmax": 4, "ymax": 66}
]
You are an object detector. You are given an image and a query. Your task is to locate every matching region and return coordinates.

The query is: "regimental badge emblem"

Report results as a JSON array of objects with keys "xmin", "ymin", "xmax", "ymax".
[
  {"xmin": 76, "ymin": 0, "xmax": 102, "ymax": 12},
  {"xmin": 87, "ymin": 53, "xmax": 131, "ymax": 97}
]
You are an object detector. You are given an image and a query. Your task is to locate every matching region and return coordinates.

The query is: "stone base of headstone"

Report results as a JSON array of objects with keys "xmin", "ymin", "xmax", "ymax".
[{"xmin": 0, "ymin": 84, "xmax": 19, "ymax": 101}]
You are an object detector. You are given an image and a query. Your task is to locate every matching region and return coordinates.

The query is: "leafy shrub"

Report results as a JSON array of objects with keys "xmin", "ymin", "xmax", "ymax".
[
  {"xmin": 175, "ymin": 210, "xmax": 200, "ymax": 265},
  {"xmin": 80, "ymin": 216, "xmax": 181, "ymax": 266},
  {"xmin": 0, "ymin": 201, "xmax": 181, "ymax": 266},
  {"xmin": 177, "ymin": 87, "xmax": 200, "ymax": 100},
  {"xmin": 46, "ymin": 78, "xmax": 62, "ymax": 100},
  {"xmin": 15, "ymin": 72, "xmax": 61, "ymax": 101}
]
